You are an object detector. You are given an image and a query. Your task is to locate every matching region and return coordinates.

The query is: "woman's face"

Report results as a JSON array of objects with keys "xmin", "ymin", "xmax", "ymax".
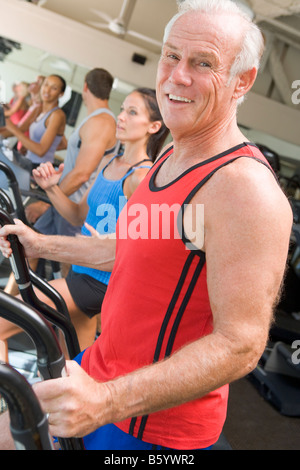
[
  {"xmin": 40, "ymin": 76, "xmax": 64, "ymax": 103},
  {"xmin": 116, "ymin": 91, "xmax": 154, "ymax": 143}
]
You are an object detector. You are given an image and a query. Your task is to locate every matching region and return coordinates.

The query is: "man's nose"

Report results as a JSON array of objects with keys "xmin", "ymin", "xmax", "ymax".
[{"xmin": 169, "ymin": 60, "xmax": 193, "ymax": 87}]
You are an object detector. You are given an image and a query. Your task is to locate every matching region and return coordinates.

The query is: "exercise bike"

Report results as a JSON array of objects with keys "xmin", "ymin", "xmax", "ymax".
[
  {"xmin": 248, "ymin": 222, "xmax": 300, "ymax": 416},
  {"xmin": 0, "ymin": 289, "xmax": 85, "ymax": 450}
]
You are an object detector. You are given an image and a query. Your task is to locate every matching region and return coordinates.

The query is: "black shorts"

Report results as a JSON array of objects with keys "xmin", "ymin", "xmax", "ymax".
[{"xmin": 66, "ymin": 269, "xmax": 107, "ymax": 318}]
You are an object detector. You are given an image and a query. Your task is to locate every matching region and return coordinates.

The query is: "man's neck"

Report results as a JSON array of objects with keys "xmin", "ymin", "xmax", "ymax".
[
  {"xmin": 171, "ymin": 121, "xmax": 247, "ymax": 168},
  {"xmin": 87, "ymin": 98, "xmax": 109, "ymax": 115}
]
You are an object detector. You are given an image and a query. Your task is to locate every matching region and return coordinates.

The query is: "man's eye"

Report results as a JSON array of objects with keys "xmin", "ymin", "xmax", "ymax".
[{"xmin": 167, "ymin": 53, "xmax": 179, "ymax": 60}]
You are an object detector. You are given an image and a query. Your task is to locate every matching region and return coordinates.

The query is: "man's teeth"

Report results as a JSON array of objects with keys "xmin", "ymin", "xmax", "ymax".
[{"xmin": 169, "ymin": 94, "xmax": 192, "ymax": 103}]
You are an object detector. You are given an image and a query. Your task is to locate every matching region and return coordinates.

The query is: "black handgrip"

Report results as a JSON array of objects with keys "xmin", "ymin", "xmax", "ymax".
[
  {"xmin": 29, "ymin": 268, "xmax": 70, "ymax": 320},
  {"xmin": 0, "ymin": 291, "xmax": 65, "ymax": 380},
  {"xmin": 0, "ymin": 362, "xmax": 53, "ymax": 450},
  {"xmin": 20, "ymin": 188, "xmax": 50, "ymax": 205},
  {"xmin": 0, "ymin": 161, "xmax": 27, "ymax": 223},
  {"xmin": 0, "ymin": 291, "xmax": 85, "ymax": 450},
  {"xmin": 0, "ymin": 188, "xmax": 15, "ymax": 215},
  {"xmin": 0, "ymin": 161, "xmax": 16, "ymax": 184},
  {"xmin": 0, "ymin": 208, "xmax": 81, "ymax": 359}
]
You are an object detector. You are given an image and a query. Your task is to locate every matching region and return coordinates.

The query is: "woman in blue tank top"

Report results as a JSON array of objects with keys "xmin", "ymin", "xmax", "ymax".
[
  {"xmin": 24, "ymin": 88, "xmax": 169, "ymax": 351},
  {"xmin": 2, "ymin": 75, "xmax": 66, "ymax": 170}
]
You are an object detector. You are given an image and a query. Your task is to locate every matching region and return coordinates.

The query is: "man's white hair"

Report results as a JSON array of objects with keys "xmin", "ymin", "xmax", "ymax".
[{"xmin": 163, "ymin": 0, "xmax": 265, "ymax": 99}]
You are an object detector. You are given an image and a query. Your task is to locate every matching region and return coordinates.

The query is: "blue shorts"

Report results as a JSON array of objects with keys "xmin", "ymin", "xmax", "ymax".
[
  {"xmin": 34, "ymin": 206, "xmax": 82, "ymax": 236},
  {"xmin": 73, "ymin": 351, "xmax": 212, "ymax": 451}
]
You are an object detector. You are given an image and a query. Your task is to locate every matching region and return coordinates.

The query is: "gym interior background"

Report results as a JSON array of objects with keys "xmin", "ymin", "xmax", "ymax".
[{"xmin": 0, "ymin": 0, "xmax": 300, "ymax": 450}]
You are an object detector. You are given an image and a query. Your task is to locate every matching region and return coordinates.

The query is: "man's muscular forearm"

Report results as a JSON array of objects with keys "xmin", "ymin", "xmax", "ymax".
[
  {"xmin": 0, "ymin": 222, "xmax": 116, "ymax": 271},
  {"xmin": 33, "ymin": 324, "xmax": 265, "ymax": 439},
  {"xmin": 40, "ymin": 234, "xmax": 116, "ymax": 271}
]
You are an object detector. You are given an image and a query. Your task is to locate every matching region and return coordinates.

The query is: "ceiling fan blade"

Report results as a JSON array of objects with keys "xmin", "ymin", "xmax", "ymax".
[
  {"xmin": 49, "ymin": 59, "xmax": 72, "ymax": 72},
  {"xmin": 86, "ymin": 21, "xmax": 110, "ymax": 30},
  {"xmin": 38, "ymin": 51, "xmax": 50, "ymax": 62},
  {"xmin": 127, "ymin": 30, "xmax": 162, "ymax": 48},
  {"xmin": 117, "ymin": 0, "xmax": 137, "ymax": 29},
  {"xmin": 89, "ymin": 8, "xmax": 113, "ymax": 24},
  {"xmin": 28, "ymin": 0, "xmax": 48, "ymax": 5}
]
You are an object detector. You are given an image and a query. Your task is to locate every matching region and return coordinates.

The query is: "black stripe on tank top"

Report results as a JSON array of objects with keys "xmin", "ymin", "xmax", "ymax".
[
  {"xmin": 128, "ymin": 252, "xmax": 195, "ymax": 436},
  {"xmin": 129, "ymin": 155, "xmax": 274, "ymax": 440},
  {"xmin": 129, "ymin": 252, "xmax": 205, "ymax": 439},
  {"xmin": 149, "ymin": 143, "xmax": 258, "ymax": 193},
  {"xmin": 178, "ymin": 156, "xmax": 277, "ymax": 250}
]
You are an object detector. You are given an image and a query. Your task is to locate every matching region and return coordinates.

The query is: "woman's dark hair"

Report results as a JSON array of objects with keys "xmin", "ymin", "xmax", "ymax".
[
  {"xmin": 51, "ymin": 74, "xmax": 67, "ymax": 94},
  {"xmin": 135, "ymin": 87, "xmax": 169, "ymax": 162},
  {"xmin": 85, "ymin": 68, "xmax": 114, "ymax": 100}
]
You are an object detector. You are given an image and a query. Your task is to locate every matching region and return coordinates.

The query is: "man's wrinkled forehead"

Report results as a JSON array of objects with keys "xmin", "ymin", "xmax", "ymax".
[{"xmin": 166, "ymin": 10, "xmax": 245, "ymax": 51}]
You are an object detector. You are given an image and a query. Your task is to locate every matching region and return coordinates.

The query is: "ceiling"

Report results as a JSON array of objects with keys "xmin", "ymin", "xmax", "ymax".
[
  {"xmin": 1, "ymin": 0, "xmax": 300, "ymax": 155},
  {"xmin": 16, "ymin": 0, "xmax": 300, "ymax": 107},
  {"xmin": 25, "ymin": 0, "xmax": 300, "ymax": 54}
]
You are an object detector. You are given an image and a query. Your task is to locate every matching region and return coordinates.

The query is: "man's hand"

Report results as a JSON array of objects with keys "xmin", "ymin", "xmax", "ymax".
[
  {"xmin": 33, "ymin": 360, "xmax": 111, "ymax": 438},
  {"xmin": 0, "ymin": 219, "xmax": 43, "ymax": 259},
  {"xmin": 25, "ymin": 201, "xmax": 50, "ymax": 224}
]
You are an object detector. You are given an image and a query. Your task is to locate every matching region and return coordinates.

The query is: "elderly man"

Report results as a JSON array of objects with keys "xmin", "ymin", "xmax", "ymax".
[{"xmin": 0, "ymin": 0, "xmax": 292, "ymax": 450}]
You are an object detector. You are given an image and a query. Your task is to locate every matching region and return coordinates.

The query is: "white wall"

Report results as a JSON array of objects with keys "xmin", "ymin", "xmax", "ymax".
[
  {"xmin": 0, "ymin": 0, "xmax": 159, "ymax": 89},
  {"xmin": 1, "ymin": 0, "xmax": 300, "ymax": 169}
]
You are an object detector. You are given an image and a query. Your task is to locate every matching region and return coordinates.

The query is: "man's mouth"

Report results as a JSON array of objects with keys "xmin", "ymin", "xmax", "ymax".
[{"xmin": 168, "ymin": 94, "xmax": 192, "ymax": 103}]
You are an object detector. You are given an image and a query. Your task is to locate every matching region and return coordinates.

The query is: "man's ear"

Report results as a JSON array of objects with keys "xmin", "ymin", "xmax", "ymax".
[{"xmin": 233, "ymin": 67, "xmax": 257, "ymax": 101}]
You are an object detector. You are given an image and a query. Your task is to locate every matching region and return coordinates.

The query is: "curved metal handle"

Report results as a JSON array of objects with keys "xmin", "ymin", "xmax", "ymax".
[
  {"xmin": 0, "ymin": 362, "xmax": 53, "ymax": 450},
  {"xmin": 0, "ymin": 161, "xmax": 17, "ymax": 184},
  {"xmin": 0, "ymin": 189, "xmax": 14, "ymax": 215},
  {"xmin": 0, "ymin": 208, "xmax": 81, "ymax": 359},
  {"xmin": 0, "ymin": 291, "xmax": 85, "ymax": 450},
  {"xmin": 0, "ymin": 291, "xmax": 65, "ymax": 379},
  {"xmin": 29, "ymin": 268, "xmax": 70, "ymax": 319},
  {"xmin": 0, "ymin": 161, "xmax": 27, "ymax": 223}
]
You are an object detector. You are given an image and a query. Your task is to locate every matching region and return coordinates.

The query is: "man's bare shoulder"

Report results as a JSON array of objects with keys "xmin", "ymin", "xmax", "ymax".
[
  {"xmin": 202, "ymin": 157, "xmax": 288, "ymax": 206},
  {"xmin": 80, "ymin": 112, "xmax": 116, "ymax": 134},
  {"xmin": 87, "ymin": 111, "xmax": 115, "ymax": 126},
  {"xmin": 191, "ymin": 156, "xmax": 293, "ymax": 242},
  {"xmin": 80, "ymin": 110, "xmax": 116, "ymax": 140}
]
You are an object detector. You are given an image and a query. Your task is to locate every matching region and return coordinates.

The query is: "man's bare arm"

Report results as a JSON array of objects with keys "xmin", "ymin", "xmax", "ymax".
[
  {"xmin": 31, "ymin": 159, "xmax": 293, "ymax": 439},
  {"xmin": 0, "ymin": 220, "xmax": 116, "ymax": 271},
  {"xmin": 59, "ymin": 114, "xmax": 117, "ymax": 197}
]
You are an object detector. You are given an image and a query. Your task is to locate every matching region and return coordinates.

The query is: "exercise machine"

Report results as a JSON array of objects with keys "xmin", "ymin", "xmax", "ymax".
[
  {"xmin": 0, "ymin": 362, "xmax": 53, "ymax": 450},
  {"xmin": 0, "ymin": 289, "xmax": 85, "ymax": 450},
  {"xmin": 0, "ymin": 157, "xmax": 62, "ymax": 280},
  {"xmin": 0, "ymin": 207, "xmax": 81, "ymax": 359},
  {"xmin": 248, "ymin": 224, "xmax": 300, "ymax": 416}
]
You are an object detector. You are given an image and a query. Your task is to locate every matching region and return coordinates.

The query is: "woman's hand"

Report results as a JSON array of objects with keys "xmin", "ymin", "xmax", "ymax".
[{"xmin": 32, "ymin": 162, "xmax": 64, "ymax": 191}]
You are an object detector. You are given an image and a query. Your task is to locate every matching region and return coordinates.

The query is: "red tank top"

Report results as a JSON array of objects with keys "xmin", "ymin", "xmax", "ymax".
[{"xmin": 81, "ymin": 142, "xmax": 272, "ymax": 449}]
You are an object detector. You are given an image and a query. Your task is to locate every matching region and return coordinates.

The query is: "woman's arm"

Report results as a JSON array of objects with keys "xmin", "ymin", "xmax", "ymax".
[
  {"xmin": 32, "ymin": 163, "xmax": 89, "ymax": 226},
  {"xmin": 4, "ymin": 109, "xmax": 65, "ymax": 156},
  {"xmin": 4, "ymin": 96, "xmax": 25, "ymax": 117}
]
